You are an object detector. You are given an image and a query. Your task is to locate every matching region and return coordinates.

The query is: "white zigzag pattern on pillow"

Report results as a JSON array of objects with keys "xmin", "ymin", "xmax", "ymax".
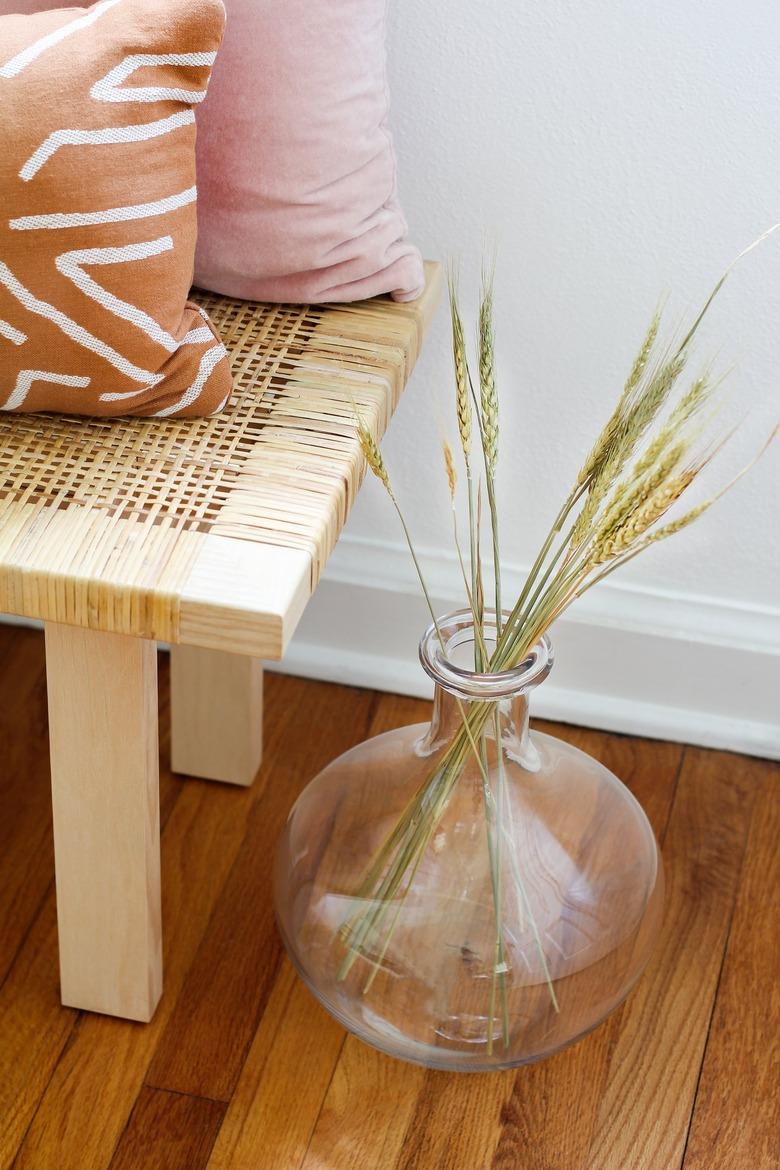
[
  {"xmin": 182, "ymin": 304, "xmax": 218, "ymax": 346},
  {"xmin": 91, "ymin": 52, "xmax": 217, "ymax": 105},
  {"xmin": 56, "ymin": 237, "xmax": 182, "ymax": 352},
  {"xmin": 56, "ymin": 241, "xmax": 216, "ymax": 351},
  {"xmin": 182, "ymin": 325, "xmax": 215, "ymax": 345},
  {"xmin": 10, "ymin": 186, "xmax": 197, "ymax": 231},
  {"xmin": 149, "ymin": 344, "xmax": 226, "ymax": 415},
  {"xmin": 0, "ymin": 261, "xmax": 161, "ymax": 387},
  {"xmin": 1, "ymin": 13, "xmax": 224, "ymax": 413},
  {"xmin": 0, "ymin": 318, "xmax": 27, "ymax": 345},
  {"xmin": 0, "ymin": 0, "xmax": 122, "ymax": 78},
  {"xmin": 20, "ymin": 109, "xmax": 195, "ymax": 182},
  {"xmin": 3, "ymin": 370, "xmax": 90, "ymax": 411}
]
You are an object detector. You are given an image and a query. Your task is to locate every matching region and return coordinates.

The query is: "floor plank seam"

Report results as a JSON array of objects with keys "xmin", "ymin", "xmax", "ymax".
[
  {"xmin": 8, "ymin": 1010, "xmax": 84, "ymax": 1170},
  {"xmin": 677, "ymin": 793, "xmax": 759, "ymax": 1170},
  {"xmin": 104, "ymin": 1084, "xmax": 142, "ymax": 1170},
  {"xmin": 105, "ymin": 1085, "xmax": 229, "ymax": 1170},
  {"xmin": 144, "ymin": 771, "xmax": 305, "ymax": 1097},
  {"xmin": 220, "ymin": 950, "xmax": 286, "ymax": 1101},
  {"xmin": 678, "ymin": 897, "xmax": 741, "ymax": 1170},
  {"xmin": 661, "ymin": 744, "xmax": 688, "ymax": 846},
  {"xmin": 296, "ymin": 1032, "xmax": 348, "ymax": 1170},
  {"xmin": 0, "ymin": 875, "xmax": 54, "ymax": 996},
  {"xmin": 579, "ymin": 740, "xmax": 689, "ymax": 1170},
  {"xmin": 138, "ymin": 1083, "xmax": 233, "ymax": 1107}
]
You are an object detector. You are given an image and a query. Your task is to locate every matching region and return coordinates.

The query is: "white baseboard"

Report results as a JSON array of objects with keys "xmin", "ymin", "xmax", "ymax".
[
  {"xmin": 271, "ymin": 534, "xmax": 780, "ymax": 760},
  {"xmin": 5, "ymin": 534, "xmax": 778, "ymax": 758}
]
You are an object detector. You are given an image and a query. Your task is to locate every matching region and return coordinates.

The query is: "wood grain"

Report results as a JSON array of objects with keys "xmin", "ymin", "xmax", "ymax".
[
  {"xmin": 170, "ymin": 645, "xmax": 264, "ymax": 786},
  {"xmin": 299, "ymin": 693, "xmax": 516, "ymax": 1170},
  {"xmin": 0, "ymin": 647, "xmax": 182, "ymax": 1170},
  {"xmin": 109, "ymin": 1087, "xmax": 226, "ymax": 1170},
  {"xmin": 0, "ymin": 897, "xmax": 75, "ymax": 1170},
  {"xmin": 147, "ymin": 683, "xmax": 377, "ymax": 1100},
  {"xmin": 295, "ymin": 696, "xmax": 435, "ymax": 1170},
  {"xmin": 0, "ymin": 630, "xmax": 52, "ymax": 986},
  {"xmin": 45, "ymin": 624, "xmax": 162, "ymax": 1021},
  {"xmin": 300, "ymin": 1031, "xmax": 425, "ymax": 1170},
  {"xmin": 682, "ymin": 757, "xmax": 780, "ymax": 1170},
  {"xmin": 584, "ymin": 747, "xmax": 761, "ymax": 1170},
  {"xmin": 207, "ymin": 962, "xmax": 346, "ymax": 1170},
  {"xmin": 207, "ymin": 693, "xmax": 419, "ymax": 1170},
  {"xmin": 490, "ymin": 730, "xmax": 684, "ymax": 1170},
  {"xmin": 8, "ymin": 673, "xmax": 300, "ymax": 1170},
  {"xmin": 177, "ymin": 538, "xmax": 312, "ymax": 660},
  {"xmin": 388, "ymin": 725, "xmax": 683, "ymax": 1170},
  {"xmin": 0, "ymin": 626, "xmax": 776, "ymax": 1170}
]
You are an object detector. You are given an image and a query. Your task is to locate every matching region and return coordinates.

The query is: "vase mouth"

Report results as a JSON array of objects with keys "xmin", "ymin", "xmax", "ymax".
[{"xmin": 418, "ymin": 608, "xmax": 554, "ymax": 700}]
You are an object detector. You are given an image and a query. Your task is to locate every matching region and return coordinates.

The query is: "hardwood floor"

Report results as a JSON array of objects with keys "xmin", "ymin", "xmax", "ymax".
[{"xmin": 0, "ymin": 625, "xmax": 777, "ymax": 1170}]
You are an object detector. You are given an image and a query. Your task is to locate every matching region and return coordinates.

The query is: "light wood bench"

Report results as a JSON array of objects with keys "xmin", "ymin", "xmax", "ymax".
[{"xmin": 0, "ymin": 263, "xmax": 441, "ymax": 1022}]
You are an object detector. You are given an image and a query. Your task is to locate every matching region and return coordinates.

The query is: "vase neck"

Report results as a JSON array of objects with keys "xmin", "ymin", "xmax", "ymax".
[
  {"xmin": 416, "ymin": 609, "xmax": 554, "ymax": 766},
  {"xmin": 424, "ymin": 683, "xmax": 532, "ymax": 760}
]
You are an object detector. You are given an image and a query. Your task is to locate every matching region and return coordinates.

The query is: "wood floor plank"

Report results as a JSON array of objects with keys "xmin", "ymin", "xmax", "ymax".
[
  {"xmin": 0, "ymin": 646, "xmax": 182, "ymax": 1170},
  {"xmin": 0, "ymin": 758, "xmax": 182, "ymax": 1170},
  {"xmin": 146, "ymin": 683, "xmax": 377, "ymax": 1100},
  {"xmin": 368, "ymin": 693, "xmax": 433, "ymax": 737},
  {"xmin": 206, "ymin": 692, "xmax": 416, "ymax": 1170},
  {"xmin": 9, "ymin": 673, "xmax": 301, "ymax": 1170},
  {"xmin": 490, "ymin": 732, "xmax": 683, "ymax": 1170},
  {"xmin": 0, "ymin": 898, "xmax": 74, "ymax": 1170},
  {"xmin": 0, "ymin": 630, "xmax": 54, "ymax": 985},
  {"xmin": 297, "ymin": 694, "xmax": 430, "ymax": 1170},
  {"xmin": 584, "ymin": 748, "xmax": 762, "ymax": 1170},
  {"xmin": 208, "ymin": 960, "xmax": 346, "ymax": 1170},
  {"xmin": 300, "ymin": 1034, "xmax": 426, "ymax": 1170},
  {"xmin": 682, "ymin": 758, "xmax": 780, "ymax": 1170},
  {"xmin": 1, "ymin": 628, "xmax": 776, "ymax": 1170},
  {"xmin": 302, "ymin": 693, "xmax": 518, "ymax": 1170},
  {"xmin": 398, "ymin": 1070, "xmax": 517, "ymax": 1170},
  {"xmin": 303, "ymin": 695, "xmax": 556, "ymax": 1170},
  {"xmin": 493, "ymin": 1025, "xmax": 617, "ymax": 1170},
  {"xmin": 109, "ymin": 1087, "xmax": 226, "ymax": 1170}
]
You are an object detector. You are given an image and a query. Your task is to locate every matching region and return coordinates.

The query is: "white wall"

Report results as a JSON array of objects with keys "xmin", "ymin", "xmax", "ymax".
[{"xmin": 277, "ymin": 0, "xmax": 780, "ymax": 756}]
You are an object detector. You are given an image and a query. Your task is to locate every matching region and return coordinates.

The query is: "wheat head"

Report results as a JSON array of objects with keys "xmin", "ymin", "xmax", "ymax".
[
  {"xmin": 479, "ymin": 279, "xmax": 499, "ymax": 475},
  {"xmin": 448, "ymin": 277, "xmax": 472, "ymax": 463}
]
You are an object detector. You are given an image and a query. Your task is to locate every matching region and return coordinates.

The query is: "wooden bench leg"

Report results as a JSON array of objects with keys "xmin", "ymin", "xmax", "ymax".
[
  {"xmin": 169, "ymin": 645, "xmax": 263, "ymax": 787},
  {"xmin": 45, "ymin": 623, "xmax": 162, "ymax": 1022}
]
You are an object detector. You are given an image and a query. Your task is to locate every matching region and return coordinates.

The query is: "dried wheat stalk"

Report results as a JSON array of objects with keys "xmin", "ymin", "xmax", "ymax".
[{"xmin": 349, "ymin": 233, "xmax": 778, "ymax": 1052}]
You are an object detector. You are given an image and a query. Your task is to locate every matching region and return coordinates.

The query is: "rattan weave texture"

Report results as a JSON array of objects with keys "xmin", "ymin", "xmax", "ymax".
[{"xmin": 0, "ymin": 264, "xmax": 440, "ymax": 651}]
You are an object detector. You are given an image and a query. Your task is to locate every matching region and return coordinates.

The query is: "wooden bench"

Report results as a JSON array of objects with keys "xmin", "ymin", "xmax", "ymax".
[{"xmin": 0, "ymin": 263, "xmax": 440, "ymax": 1022}]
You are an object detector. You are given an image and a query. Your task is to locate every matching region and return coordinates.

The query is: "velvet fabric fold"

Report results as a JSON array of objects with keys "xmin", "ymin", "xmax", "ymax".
[{"xmin": 193, "ymin": 0, "xmax": 425, "ymax": 303}]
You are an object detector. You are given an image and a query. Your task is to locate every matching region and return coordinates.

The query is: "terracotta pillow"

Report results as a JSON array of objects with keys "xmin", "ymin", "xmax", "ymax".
[
  {"xmin": 0, "ymin": 0, "xmax": 232, "ymax": 417},
  {"xmin": 193, "ymin": 0, "xmax": 425, "ymax": 304}
]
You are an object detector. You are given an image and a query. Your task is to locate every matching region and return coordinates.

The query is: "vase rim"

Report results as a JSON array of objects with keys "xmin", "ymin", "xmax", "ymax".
[{"xmin": 418, "ymin": 608, "xmax": 554, "ymax": 700}]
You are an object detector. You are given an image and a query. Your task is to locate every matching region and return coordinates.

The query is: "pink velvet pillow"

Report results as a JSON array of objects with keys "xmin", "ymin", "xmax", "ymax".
[
  {"xmin": 3, "ymin": 0, "xmax": 424, "ymax": 304},
  {"xmin": 194, "ymin": 0, "xmax": 425, "ymax": 304}
]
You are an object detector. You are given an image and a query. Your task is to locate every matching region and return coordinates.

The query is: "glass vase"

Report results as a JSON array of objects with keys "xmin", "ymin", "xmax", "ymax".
[{"xmin": 274, "ymin": 610, "xmax": 664, "ymax": 1071}]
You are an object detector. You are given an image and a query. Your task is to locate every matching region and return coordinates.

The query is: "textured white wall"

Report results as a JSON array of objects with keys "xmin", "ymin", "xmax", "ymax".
[{"xmin": 348, "ymin": 0, "xmax": 780, "ymax": 607}]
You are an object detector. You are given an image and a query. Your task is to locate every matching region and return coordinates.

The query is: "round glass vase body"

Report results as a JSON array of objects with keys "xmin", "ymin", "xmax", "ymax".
[{"xmin": 274, "ymin": 611, "xmax": 664, "ymax": 1071}]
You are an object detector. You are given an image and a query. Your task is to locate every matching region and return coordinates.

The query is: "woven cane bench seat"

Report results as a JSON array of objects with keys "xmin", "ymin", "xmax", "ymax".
[{"xmin": 0, "ymin": 262, "xmax": 441, "ymax": 658}]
